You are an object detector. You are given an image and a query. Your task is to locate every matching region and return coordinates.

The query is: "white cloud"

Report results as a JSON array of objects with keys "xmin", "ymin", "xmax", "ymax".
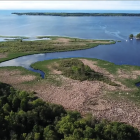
[{"xmin": 0, "ymin": 1, "xmax": 140, "ymax": 10}]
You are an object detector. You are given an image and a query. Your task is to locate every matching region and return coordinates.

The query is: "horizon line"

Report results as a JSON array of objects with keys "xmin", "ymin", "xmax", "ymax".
[{"xmin": 1, "ymin": 9, "xmax": 140, "ymax": 10}]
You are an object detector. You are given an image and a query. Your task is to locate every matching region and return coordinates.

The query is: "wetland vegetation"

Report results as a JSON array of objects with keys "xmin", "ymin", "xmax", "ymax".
[
  {"xmin": 49, "ymin": 59, "xmax": 118, "ymax": 86},
  {"xmin": 1, "ymin": 36, "xmax": 140, "ymax": 138},
  {"xmin": 31, "ymin": 58, "xmax": 140, "ymax": 101},
  {"xmin": 0, "ymin": 36, "xmax": 115, "ymax": 63}
]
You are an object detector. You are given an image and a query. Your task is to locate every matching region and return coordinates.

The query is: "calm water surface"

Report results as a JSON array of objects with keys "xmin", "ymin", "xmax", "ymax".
[{"xmin": 0, "ymin": 10, "xmax": 140, "ymax": 77}]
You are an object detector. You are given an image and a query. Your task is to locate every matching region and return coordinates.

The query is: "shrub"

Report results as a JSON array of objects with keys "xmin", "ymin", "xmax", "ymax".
[
  {"xmin": 129, "ymin": 34, "xmax": 133, "ymax": 38},
  {"xmin": 57, "ymin": 59, "xmax": 118, "ymax": 86}
]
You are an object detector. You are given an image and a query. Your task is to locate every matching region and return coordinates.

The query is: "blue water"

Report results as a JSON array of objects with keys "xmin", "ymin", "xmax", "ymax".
[
  {"xmin": 0, "ymin": 10, "xmax": 140, "ymax": 78},
  {"xmin": 0, "ymin": 10, "xmax": 140, "ymax": 39}
]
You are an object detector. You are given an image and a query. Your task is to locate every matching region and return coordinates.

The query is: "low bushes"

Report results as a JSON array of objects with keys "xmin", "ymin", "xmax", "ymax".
[{"xmin": 57, "ymin": 59, "xmax": 118, "ymax": 86}]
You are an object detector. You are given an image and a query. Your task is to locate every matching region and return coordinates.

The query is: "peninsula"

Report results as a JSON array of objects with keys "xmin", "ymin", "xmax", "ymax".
[{"xmin": 12, "ymin": 12, "xmax": 140, "ymax": 16}]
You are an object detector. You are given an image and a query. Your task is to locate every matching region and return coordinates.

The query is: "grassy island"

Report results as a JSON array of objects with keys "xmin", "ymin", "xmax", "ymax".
[
  {"xmin": 136, "ymin": 33, "xmax": 140, "ymax": 39},
  {"xmin": 0, "ymin": 36, "xmax": 115, "ymax": 63},
  {"xmin": 129, "ymin": 33, "xmax": 140, "ymax": 39},
  {"xmin": 12, "ymin": 12, "xmax": 140, "ymax": 16}
]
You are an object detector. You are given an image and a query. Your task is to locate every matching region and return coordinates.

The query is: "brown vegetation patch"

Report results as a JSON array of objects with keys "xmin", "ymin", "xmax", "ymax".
[
  {"xmin": 117, "ymin": 69, "xmax": 131, "ymax": 79},
  {"xmin": 80, "ymin": 59, "xmax": 115, "ymax": 80},
  {"xmin": 0, "ymin": 53, "xmax": 7, "ymax": 59},
  {"xmin": 53, "ymin": 43, "xmax": 85, "ymax": 46},
  {"xmin": 47, "ymin": 62, "xmax": 62, "ymax": 75},
  {"xmin": 53, "ymin": 38, "xmax": 70, "ymax": 43},
  {"xmin": 91, "ymin": 98, "xmax": 140, "ymax": 130},
  {"xmin": 79, "ymin": 59, "xmax": 132, "ymax": 91},
  {"xmin": 118, "ymin": 69, "xmax": 140, "ymax": 79},
  {"xmin": 133, "ymin": 70, "xmax": 140, "ymax": 76},
  {"xmin": 29, "ymin": 80, "xmax": 104, "ymax": 112},
  {"xmin": 52, "ymin": 69, "xmax": 62, "ymax": 75},
  {"xmin": 88, "ymin": 99, "xmax": 111, "ymax": 111},
  {"xmin": 51, "ymin": 38, "xmax": 111, "ymax": 48},
  {"xmin": 91, "ymin": 41, "xmax": 111, "ymax": 44},
  {"xmin": 25, "ymin": 77, "xmax": 140, "ymax": 130},
  {"xmin": 80, "ymin": 59, "xmax": 110, "ymax": 75},
  {"xmin": 0, "ymin": 69, "xmax": 36, "ymax": 85}
]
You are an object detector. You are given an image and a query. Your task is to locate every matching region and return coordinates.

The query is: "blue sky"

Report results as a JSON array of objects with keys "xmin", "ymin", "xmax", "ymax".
[{"xmin": 0, "ymin": 1, "xmax": 140, "ymax": 10}]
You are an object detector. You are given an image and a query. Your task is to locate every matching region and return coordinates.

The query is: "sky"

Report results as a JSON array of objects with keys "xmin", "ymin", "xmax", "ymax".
[{"xmin": 0, "ymin": 1, "xmax": 140, "ymax": 10}]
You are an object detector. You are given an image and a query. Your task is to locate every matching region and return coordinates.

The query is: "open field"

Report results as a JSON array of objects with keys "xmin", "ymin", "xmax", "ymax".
[
  {"xmin": 1, "ymin": 58, "xmax": 140, "ymax": 130},
  {"xmin": 0, "ymin": 36, "xmax": 115, "ymax": 63}
]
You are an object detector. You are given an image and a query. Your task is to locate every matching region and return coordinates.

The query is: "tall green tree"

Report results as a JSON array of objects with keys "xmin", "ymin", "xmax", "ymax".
[{"xmin": 136, "ymin": 33, "xmax": 140, "ymax": 39}]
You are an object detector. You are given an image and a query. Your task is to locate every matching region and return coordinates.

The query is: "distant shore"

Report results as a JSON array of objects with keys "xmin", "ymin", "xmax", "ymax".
[{"xmin": 12, "ymin": 12, "xmax": 140, "ymax": 16}]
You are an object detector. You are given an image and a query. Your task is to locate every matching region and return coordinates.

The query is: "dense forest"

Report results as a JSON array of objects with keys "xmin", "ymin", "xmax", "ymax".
[
  {"xmin": 12, "ymin": 12, "xmax": 140, "ymax": 16},
  {"xmin": 0, "ymin": 82, "xmax": 140, "ymax": 140}
]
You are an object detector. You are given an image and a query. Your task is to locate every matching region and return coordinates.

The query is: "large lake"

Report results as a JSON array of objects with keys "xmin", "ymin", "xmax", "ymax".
[{"xmin": 0, "ymin": 10, "xmax": 140, "ymax": 76}]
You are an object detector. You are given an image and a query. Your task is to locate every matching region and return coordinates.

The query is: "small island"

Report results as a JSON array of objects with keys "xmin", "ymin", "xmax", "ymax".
[
  {"xmin": 129, "ymin": 33, "xmax": 140, "ymax": 39},
  {"xmin": 12, "ymin": 12, "xmax": 140, "ymax": 16},
  {"xmin": 129, "ymin": 34, "xmax": 134, "ymax": 39},
  {"xmin": 136, "ymin": 33, "xmax": 140, "ymax": 39}
]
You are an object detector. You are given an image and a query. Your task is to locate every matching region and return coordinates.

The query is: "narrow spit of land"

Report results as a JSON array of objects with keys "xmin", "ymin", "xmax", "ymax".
[
  {"xmin": 12, "ymin": 12, "xmax": 140, "ymax": 16},
  {"xmin": 0, "ymin": 36, "xmax": 115, "ymax": 63}
]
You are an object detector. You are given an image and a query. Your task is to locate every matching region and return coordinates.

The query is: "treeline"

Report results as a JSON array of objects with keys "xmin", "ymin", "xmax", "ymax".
[
  {"xmin": 0, "ymin": 82, "xmax": 140, "ymax": 140},
  {"xmin": 12, "ymin": 12, "xmax": 140, "ymax": 16},
  {"xmin": 129, "ymin": 33, "xmax": 140, "ymax": 39}
]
